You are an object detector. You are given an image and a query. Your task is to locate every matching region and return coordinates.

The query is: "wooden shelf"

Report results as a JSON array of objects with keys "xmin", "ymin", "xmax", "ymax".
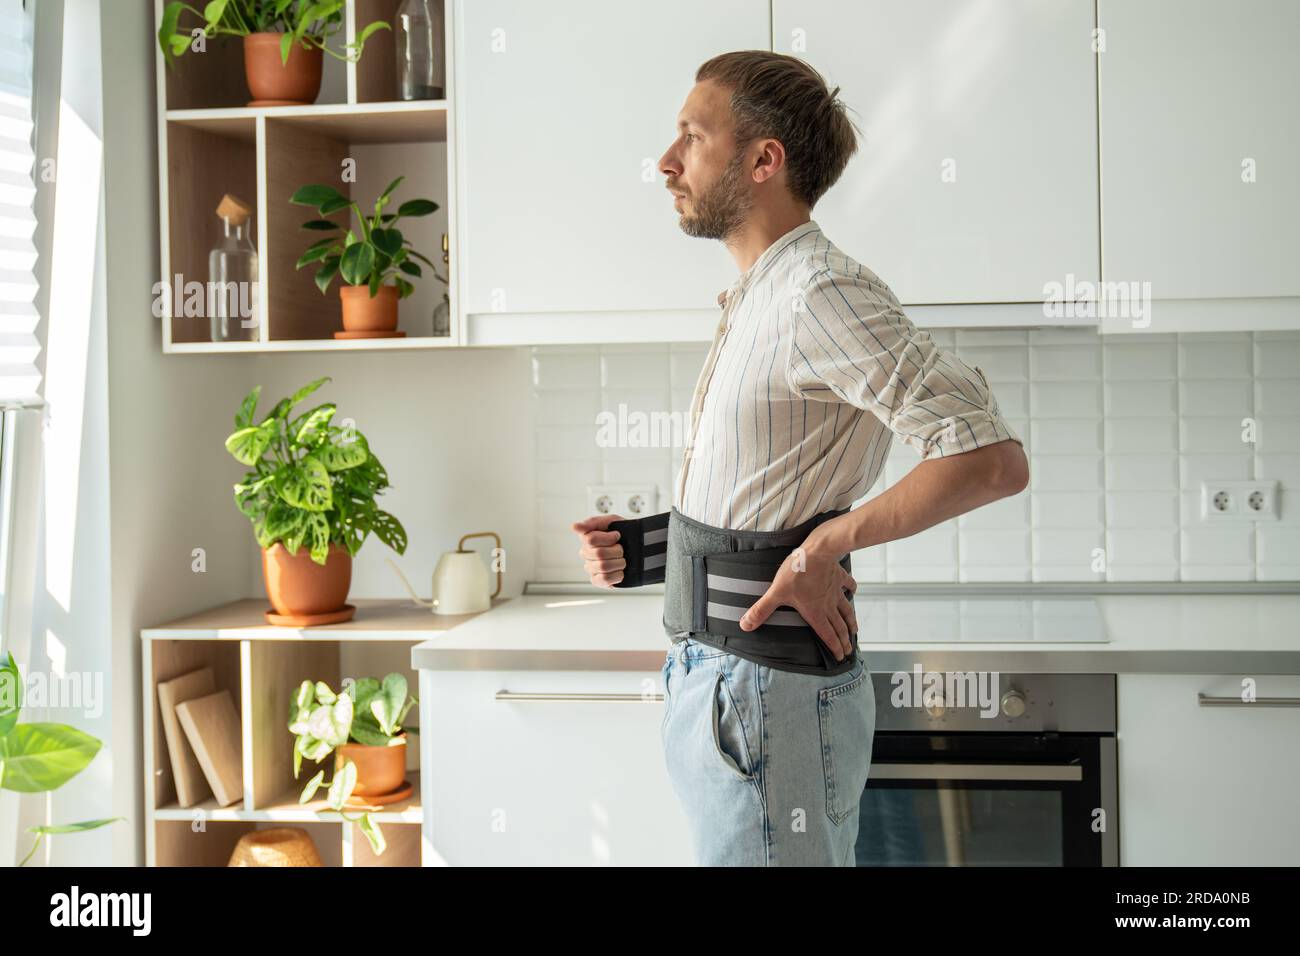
[
  {"xmin": 142, "ymin": 596, "xmax": 507, "ymax": 639},
  {"xmin": 142, "ymin": 595, "xmax": 498, "ymax": 866},
  {"xmin": 154, "ymin": 771, "xmax": 422, "ymax": 824},
  {"xmin": 164, "ymin": 335, "xmax": 458, "ymax": 353},
  {"xmin": 167, "ymin": 101, "xmax": 448, "ymax": 143},
  {"xmin": 155, "ymin": 0, "xmax": 460, "ymax": 351}
]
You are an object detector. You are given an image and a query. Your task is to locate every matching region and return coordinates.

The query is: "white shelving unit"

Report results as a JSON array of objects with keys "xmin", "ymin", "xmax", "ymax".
[
  {"xmin": 141, "ymin": 596, "xmax": 504, "ymax": 867},
  {"xmin": 153, "ymin": 0, "xmax": 461, "ymax": 352}
]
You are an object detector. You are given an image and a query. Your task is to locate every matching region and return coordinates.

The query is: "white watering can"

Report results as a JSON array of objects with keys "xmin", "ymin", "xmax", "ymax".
[{"xmin": 388, "ymin": 531, "xmax": 502, "ymax": 615}]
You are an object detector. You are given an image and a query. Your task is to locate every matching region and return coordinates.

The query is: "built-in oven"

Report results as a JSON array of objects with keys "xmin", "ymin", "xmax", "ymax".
[{"xmin": 855, "ymin": 672, "xmax": 1117, "ymax": 866}]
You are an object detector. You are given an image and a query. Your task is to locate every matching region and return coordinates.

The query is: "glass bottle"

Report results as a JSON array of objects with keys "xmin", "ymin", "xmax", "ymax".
[
  {"xmin": 396, "ymin": 0, "xmax": 445, "ymax": 100},
  {"xmin": 208, "ymin": 194, "xmax": 259, "ymax": 343}
]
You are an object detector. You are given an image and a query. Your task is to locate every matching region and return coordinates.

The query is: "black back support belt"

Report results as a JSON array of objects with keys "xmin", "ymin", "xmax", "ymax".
[{"xmin": 611, "ymin": 507, "xmax": 858, "ymax": 676}]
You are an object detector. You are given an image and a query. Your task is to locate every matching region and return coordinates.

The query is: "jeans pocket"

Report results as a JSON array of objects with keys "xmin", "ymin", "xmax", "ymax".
[
  {"xmin": 817, "ymin": 661, "xmax": 873, "ymax": 825},
  {"xmin": 711, "ymin": 670, "xmax": 756, "ymax": 782}
]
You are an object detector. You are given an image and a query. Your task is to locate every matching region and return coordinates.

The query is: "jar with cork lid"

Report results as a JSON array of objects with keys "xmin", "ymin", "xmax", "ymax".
[{"xmin": 209, "ymin": 193, "xmax": 259, "ymax": 343}]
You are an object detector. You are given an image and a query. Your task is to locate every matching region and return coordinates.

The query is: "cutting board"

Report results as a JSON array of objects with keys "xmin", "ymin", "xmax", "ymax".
[
  {"xmin": 157, "ymin": 667, "xmax": 216, "ymax": 807},
  {"xmin": 176, "ymin": 689, "xmax": 243, "ymax": 807}
]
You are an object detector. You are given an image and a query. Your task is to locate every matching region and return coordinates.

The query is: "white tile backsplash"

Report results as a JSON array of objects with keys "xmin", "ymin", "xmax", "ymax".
[{"xmin": 532, "ymin": 330, "xmax": 1300, "ymax": 582}]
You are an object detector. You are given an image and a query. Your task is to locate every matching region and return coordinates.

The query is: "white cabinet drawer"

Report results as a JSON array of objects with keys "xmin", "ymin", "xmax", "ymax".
[
  {"xmin": 419, "ymin": 667, "xmax": 692, "ymax": 865},
  {"xmin": 1118, "ymin": 674, "xmax": 1300, "ymax": 866}
]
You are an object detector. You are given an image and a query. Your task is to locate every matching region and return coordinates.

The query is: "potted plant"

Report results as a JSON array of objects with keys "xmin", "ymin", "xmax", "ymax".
[
  {"xmin": 1, "ymin": 654, "xmax": 122, "ymax": 865},
  {"xmin": 157, "ymin": 0, "xmax": 390, "ymax": 106},
  {"xmin": 290, "ymin": 176, "xmax": 444, "ymax": 335},
  {"xmin": 288, "ymin": 672, "xmax": 417, "ymax": 855},
  {"xmin": 225, "ymin": 375, "xmax": 408, "ymax": 623}
]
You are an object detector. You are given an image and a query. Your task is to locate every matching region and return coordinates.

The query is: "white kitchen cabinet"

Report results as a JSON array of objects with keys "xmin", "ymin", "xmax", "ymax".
[
  {"xmin": 1097, "ymin": 0, "xmax": 1300, "ymax": 332},
  {"xmin": 772, "ymin": 0, "xmax": 1099, "ymax": 309},
  {"xmin": 454, "ymin": 0, "xmax": 766, "ymax": 340},
  {"xmin": 1117, "ymin": 674, "xmax": 1300, "ymax": 865},
  {"xmin": 419, "ymin": 666, "xmax": 693, "ymax": 865}
]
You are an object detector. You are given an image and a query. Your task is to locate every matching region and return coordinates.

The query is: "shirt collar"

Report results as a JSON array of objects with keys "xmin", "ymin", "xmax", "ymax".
[{"xmin": 717, "ymin": 219, "xmax": 822, "ymax": 307}]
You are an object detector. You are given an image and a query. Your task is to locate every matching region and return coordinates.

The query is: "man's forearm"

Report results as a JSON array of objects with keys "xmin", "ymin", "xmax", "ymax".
[{"xmin": 805, "ymin": 439, "xmax": 1028, "ymax": 557}]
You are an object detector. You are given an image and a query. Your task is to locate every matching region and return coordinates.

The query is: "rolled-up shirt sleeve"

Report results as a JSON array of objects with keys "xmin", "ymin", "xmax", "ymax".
[{"xmin": 786, "ymin": 267, "xmax": 1023, "ymax": 461}]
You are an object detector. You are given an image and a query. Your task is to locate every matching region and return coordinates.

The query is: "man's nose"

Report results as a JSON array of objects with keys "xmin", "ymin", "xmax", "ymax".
[{"xmin": 659, "ymin": 148, "xmax": 681, "ymax": 179}]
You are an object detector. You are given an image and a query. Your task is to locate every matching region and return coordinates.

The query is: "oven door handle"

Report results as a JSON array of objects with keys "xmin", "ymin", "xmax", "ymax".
[
  {"xmin": 1197, "ymin": 694, "xmax": 1300, "ymax": 707},
  {"xmin": 869, "ymin": 763, "xmax": 1083, "ymax": 782}
]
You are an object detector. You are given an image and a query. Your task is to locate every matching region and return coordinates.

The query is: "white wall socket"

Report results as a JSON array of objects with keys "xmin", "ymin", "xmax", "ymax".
[
  {"xmin": 1200, "ymin": 480, "xmax": 1279, "ymax": 521},
  {"xmin": 586, "ymin": 485, "xmax": 659, "ymax": 519}
]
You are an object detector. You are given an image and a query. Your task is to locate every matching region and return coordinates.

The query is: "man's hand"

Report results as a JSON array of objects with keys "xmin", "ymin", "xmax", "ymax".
[
  {"xmin": 572, "ymin": 514, "xmax": 627, "ymax": 588},
  {"xmin": 738, "ymin": 535, "xmax": 858, "ymax": 662}
]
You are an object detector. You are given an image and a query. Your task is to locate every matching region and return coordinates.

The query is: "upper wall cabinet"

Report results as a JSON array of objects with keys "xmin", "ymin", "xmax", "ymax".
[
  {"xmin": 154, "ymin": 0, "xmax": 459, "ymax": 353},
  {"xmin": 455, "ymin": 0, "xmax": 766, "ymax": 343},
  {"xmin": 1097, "ymin": 0, "xmax": 1300, "ymax": 332},
  {"xmin": 772, "ymin": 0, "xmax": 1100, "ymax": 311}
]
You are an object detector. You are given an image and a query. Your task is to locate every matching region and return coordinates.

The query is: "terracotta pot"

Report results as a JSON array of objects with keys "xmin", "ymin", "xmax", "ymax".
[
  {"xmin": 336, "ymin": 734, "xmax": 407, "ymax": 796},
  {"xmin": 243, "ymin": 32, "xmax": 322, "ymax": 106},
  {"xmin": 262, "ymin": 541, "xmax": 351, "ymax": 617},
  {"xmin": 339, "ymin": 283, "xmax": 399, "ymax": 333}
]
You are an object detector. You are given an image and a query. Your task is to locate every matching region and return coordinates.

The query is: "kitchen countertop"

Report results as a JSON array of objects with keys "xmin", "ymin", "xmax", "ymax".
[{"xmin": 410, "ymin": 591, "xmax": 1300, "ymax": 674}]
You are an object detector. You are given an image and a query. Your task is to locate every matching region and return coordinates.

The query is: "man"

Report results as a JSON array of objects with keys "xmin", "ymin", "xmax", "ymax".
[{"xmin": 572, "ymin": 51, "xmax": 1028, "ymax": 866}]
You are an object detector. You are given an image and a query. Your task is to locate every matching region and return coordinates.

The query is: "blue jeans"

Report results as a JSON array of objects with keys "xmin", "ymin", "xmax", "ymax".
[{"xmin": 660, "ymin": 637, "xmax": 876, "ymax": 866}]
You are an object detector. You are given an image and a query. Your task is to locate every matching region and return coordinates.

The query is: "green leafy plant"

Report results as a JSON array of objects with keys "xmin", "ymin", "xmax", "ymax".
[
  {"xmin": 225, "ymin": 375, "xmax": 408, "ymax": 565},
  {"xmin": 288, "ymin": 673, "xmax": 417, "ymax": 854},
  {"xmin": 158, "ymin": 0, "xmax": 390, "ymax": 67},
  {"xmin": 291, "ymin": 176, "xmax": 445, "ymax": 299},
  {"xmin": 0, "ymin": 653, "xmax": 121, "ymax": 865}
]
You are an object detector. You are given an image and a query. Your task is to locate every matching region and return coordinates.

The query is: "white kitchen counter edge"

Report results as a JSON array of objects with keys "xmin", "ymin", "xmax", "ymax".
[{"xmin": 409, "ymin": 593, "xmax": 1300, "ymax": 674}]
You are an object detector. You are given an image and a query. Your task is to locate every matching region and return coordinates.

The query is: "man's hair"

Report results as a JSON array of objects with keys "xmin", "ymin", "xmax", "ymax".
[{"xmin": 695, "ymin": 50, "xmax": 859, "ymax": 209}]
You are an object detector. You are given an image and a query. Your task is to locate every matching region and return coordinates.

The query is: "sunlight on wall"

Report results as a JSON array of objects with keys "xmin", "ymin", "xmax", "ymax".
[{"xmin": 41, "ymin": 97, "xmax": 100, "ymax": 612}]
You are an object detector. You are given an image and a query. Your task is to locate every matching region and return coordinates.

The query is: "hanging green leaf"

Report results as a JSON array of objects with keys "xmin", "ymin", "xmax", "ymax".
[
  {"xmin": 357, "ymin": 813, "xmax": 386, "ymax": 855},
  {"xmin": 315, "ymin": 257, "xmax": 341, "ymax": 295},
  {"xmin": 1, "ymin": 724, "xmax": 101, "ymax": 793},
  {"xmin": 298, "ymin": 769, "xmax": 325, "ymax": 803},
  {"xmin": 327, "ymin": 758, "xmax": 358, "ymax": 811}
]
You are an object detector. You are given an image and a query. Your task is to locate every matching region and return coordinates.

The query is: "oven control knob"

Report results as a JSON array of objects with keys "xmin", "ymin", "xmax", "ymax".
[
  {"xmin": 1000, "ymin": 689, "xmax": 1027, "ymax": 719},
  {"xmin": 924, "ymin": 692, "xmax": 946, "ymax": 719}
]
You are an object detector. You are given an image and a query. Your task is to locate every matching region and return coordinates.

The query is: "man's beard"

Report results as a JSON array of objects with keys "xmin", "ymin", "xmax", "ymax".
[{"xmin": 677, "ymin": 151, "xmax": 752, "ymax": 241}]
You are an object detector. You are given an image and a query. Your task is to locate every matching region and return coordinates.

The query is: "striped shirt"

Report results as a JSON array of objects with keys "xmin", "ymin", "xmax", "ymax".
[{"xmin": 674, "ymin": 219, "xmax": 1022, "ymax": 532}]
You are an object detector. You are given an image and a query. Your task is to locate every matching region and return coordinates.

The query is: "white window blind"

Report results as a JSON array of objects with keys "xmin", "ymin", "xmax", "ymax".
[{"xmin": 0, "ymin": 0, "xmax": 41, "ymax": 411}]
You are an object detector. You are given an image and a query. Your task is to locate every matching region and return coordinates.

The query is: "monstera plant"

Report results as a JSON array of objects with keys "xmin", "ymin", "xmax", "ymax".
[{"xmin": 225, "ymin": 376, "xmax": 407, "ymax": 622}]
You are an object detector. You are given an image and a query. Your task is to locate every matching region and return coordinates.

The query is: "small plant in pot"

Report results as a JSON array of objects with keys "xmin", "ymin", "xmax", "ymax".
[
  {"xmin": 291, "ymin": 176, "xmax": 444, "ymax": 336},
  {"xmin": 157, "ymin": 0, "xmax": 390, "ymax": 106},
  {"xmin": 225, "ymin": 375, "xmax": 408, "ymax": 624},
  {"xmin": 288, "ymin": 672, "xmax": 417, "ymax": 855}
]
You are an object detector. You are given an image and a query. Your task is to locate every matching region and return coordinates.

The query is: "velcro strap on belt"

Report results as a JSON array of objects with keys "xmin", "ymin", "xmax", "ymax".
[
  {"xmin": 608, "ymin": 511, "xmax": 670, "ymax": 588},
  {"xmin": 692, "ymin": 546, "xmax": 854, "ymax": 670}
]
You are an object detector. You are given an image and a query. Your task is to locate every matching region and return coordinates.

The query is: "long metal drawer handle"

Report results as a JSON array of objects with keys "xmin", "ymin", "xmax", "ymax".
[
  {"xmin": 1197, "ymin": 694, "xmax": 1300, "ymax": 708},
  {"xmin": 869, "ymin": 763, "xmax": 1083, "ymax": 782},
  {"xmin": 495, "ymin": 691, "xmax": 664, "ymax": 703}
]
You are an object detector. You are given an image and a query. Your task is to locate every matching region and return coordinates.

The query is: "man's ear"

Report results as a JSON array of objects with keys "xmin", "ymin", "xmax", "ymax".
[{"xmin": 751, "ymin": 138, "xmax": 787, "ymax": 185}]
